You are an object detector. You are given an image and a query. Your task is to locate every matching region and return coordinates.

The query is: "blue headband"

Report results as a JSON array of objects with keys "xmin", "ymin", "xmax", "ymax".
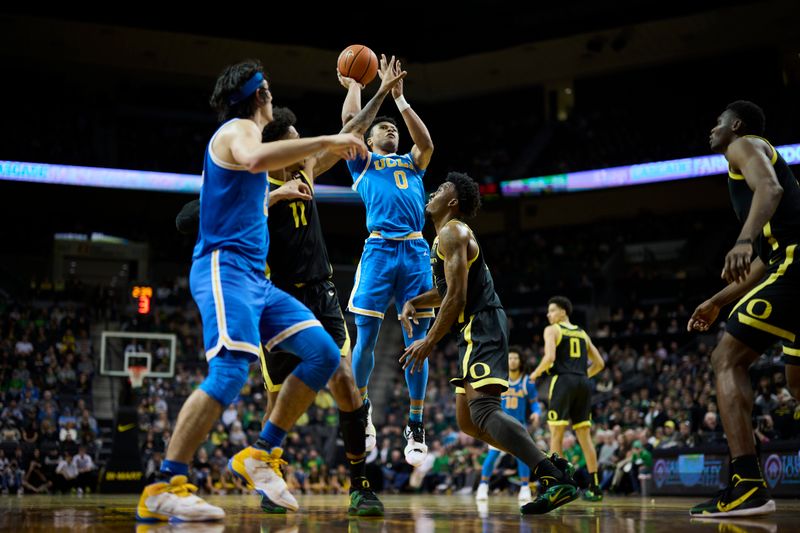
[{"xmin": 229, "ymin": 71, "xmax": 264, "ymax": 105}]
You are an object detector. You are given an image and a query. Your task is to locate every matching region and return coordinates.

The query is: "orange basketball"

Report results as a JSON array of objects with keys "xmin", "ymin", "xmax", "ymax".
[{"xmin": 337, "ymin": 45, "xmax": 379, "ymax": 86}]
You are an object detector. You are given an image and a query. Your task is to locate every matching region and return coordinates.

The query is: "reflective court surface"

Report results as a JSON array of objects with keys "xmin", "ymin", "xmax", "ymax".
[{"xmin": 1, "ymin": 494, "xmax": 797, "ymax": 532}]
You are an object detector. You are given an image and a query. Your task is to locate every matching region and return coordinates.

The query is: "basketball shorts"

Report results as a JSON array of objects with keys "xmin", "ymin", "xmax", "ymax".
[{"xmin": 452, "ymin": 307, "xmax": 509, "ymax": 394}]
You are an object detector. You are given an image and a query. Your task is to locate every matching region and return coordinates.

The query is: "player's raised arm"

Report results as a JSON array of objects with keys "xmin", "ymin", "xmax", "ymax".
[
  {"xmin": 392, "ymin": 60, "xmax": 434, "ymax": 170},
  {"xmin": 228, "ymin": 119, "xmax": 367, "ymax": 173},
  {"xmin": 312, "ymin": 56, "xmax": 407, "ymax": 178},
  {"xmin": 721, "ymin": 138, "xmax": 783, "ymax": 283}
]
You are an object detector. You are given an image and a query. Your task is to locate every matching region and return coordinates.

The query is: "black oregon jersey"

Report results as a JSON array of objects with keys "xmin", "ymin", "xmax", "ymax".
[
  {"xmin": 431, "ymin": 220, "xmax": 502, "ymax": 330},
  {"xmin": 266, "ymin": 171, "xmax": 332, "ymax": 288},
  {"xmin": 728, "ymin": 136, "xmax": 800, "ymax": 264},
  {"xmin": 547, "ymin": 323, "xmax": 589, "ymax": 376}
]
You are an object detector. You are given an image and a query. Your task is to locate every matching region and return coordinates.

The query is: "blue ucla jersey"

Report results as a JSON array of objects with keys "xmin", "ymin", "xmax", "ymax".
[
  {"xmin": 193, "ymin": 119, "xmax": 270, "ymax": 271},
  {"xmin": 501, "ymin": 375, "xmax": 540, "ymax": 423},
  {"xmin": 347, "ymin": 152, "xmax": 426, "ymax": 238}
]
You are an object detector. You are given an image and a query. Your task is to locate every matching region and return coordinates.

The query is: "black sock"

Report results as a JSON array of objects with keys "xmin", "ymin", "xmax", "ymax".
[
  {"xmin": 339, "ymin": 405, "xmax": 368, "ymax": 485},
  {"xmin": 730, "ymin": 455, "xmax": 763, "ymax": 481},
  {"xmin": 590, "ymin": 471, "xmax": 600, "ymax": 490},
  {"xmin": 468, "ymin": 396, "xmax": 550, "ymax": 476}
]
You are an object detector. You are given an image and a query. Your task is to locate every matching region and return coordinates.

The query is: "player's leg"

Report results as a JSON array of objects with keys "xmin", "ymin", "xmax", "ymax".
[
  {"xmin": 546, "ymin": 374, "xmax": 570, "ymax": 456},
  {"xmin": 574, "ymin": 426, "xmax": 601, "ymax": 501},
  {"xmin": 476, "ymin": 447, "xmax": 501, "ymax": 500},
  {"xmin": 690, "ymin": 331, "xmax": 772, "ymax": 517},
  {"xmin": 138, "ymin": 251, "xmax": 261, "ymax": 522},
  {"xmin": 396, "ymin": 238, "xmax": 435, "ymax": 466},
  {"xmin": 549, "ymin": 424, "xmax": 566, "ymax": 456},
  {"xmin": 230, "ymin": 286, "xmax": 339, "ymax": 512},
  {"xmin": 516, "ymin": 458, "xmax": 532, "ymax": 503}
]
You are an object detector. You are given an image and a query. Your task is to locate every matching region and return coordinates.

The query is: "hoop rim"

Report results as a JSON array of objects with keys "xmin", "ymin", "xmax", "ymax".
[{"xmin": 127, "ymin": 365, "xmax": 149, "ymax": 387}]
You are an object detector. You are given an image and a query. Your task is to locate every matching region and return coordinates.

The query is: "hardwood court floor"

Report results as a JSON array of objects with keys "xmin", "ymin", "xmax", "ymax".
[{"xmin": 0, "ymin": 493, "xmax": 795, "ymax": 532}]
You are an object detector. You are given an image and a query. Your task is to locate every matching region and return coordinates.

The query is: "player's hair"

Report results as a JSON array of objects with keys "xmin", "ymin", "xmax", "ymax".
[
  {"xmin": 725, "ymin": 100, "xmax": 765, "ymax": 136},
  {"xmin": 508, "ymin": 345, "xmax": 528, "ymax": 374},
  {"xmin": 548, "ymin": 296, "xmax": 573, "ymax": 317},
  {"xmin": 446, "ymin": 171, "xmax": 481, "ymax": 218},
  {"xmin": 262, "ymin": 107, "xmax": 297, "ymax": 142},
  {"xmin": 209, "ymin": 59, "xmax": 266, "ymax": 122},
  {"xmin": 366, "ymin": 116, "xmax": 398, "ymax": 141}
]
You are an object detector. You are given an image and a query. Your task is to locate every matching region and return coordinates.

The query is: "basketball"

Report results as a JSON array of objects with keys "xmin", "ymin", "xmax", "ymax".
[{"xmin": 337, "ymin": 44, "xmax": 379, "ymax": 86}]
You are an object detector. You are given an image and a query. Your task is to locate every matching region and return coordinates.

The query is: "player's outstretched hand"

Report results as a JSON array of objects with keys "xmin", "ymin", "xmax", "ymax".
[
  {"xmin": 400, "ymin": 338, "xmax": 433, "ymax": 375},
  {"xmin": 722, "ymin": 240, "xmax": 753, "ymax": 284},
  {"xmin": 377, "ymin": 55, "xmax": 406, "ymax": 95},
  {"xmin": 325, "ymin": 133, "xmax": 368, "ymax": 160},
  {"xmin": 337, "ymin": 71, "xmax": 363, "ymax": 90},
  {"xmin": 278, "ymin": 179, "xmax": 312, "ymax": 202},
  {"xmin": 399, "ymin": 301, "xmax": 419, "ymax": 339},
  {"xmin": 687, "ymin": 299, "xmax": 721, "ymax": 332}
]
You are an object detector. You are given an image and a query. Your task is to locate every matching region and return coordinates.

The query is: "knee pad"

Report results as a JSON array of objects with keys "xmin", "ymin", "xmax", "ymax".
[
  {"xmin": 199, "ymin": 350, "xmax": 251, "ymax": 406},
  {"xmin": 468, "ymin": 395, "xmax": 502, "ymax": 433},
  {"xmin": 290, "ymin": 326, "xmax": 340, "ymax": 391}
]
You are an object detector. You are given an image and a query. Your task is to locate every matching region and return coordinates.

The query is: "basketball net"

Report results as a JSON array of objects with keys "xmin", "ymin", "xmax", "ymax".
[{"xmin": 128, "ymin": 365, "xmax": 148, "ymax": 389}]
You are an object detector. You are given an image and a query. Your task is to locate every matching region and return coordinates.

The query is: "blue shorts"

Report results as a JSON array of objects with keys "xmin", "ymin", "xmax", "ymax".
[
  {"xmin": 348, "ymin": 235, "xmax": 434, "ymax": 320},
  {"xmin": 190, "ymin": 249, "xmax": 321, "ymax": 361}
]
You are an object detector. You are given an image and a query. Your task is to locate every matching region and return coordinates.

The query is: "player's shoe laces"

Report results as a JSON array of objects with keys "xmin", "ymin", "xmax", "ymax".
[
  {"xmin": 136, "ymin": 475, "xmax": 225, "ymax": 522},
  {"xmin": 521, "ymin": 454, "xmax": 578, "ymax": 515},
  {"xmin": 228, "ymin": 446, "xmax": 298, "ymax": 511},
  {"xmin": 518, "ymin": 484, "xmax": 533, "ymax": 503},
  {"xmin": 475, "ymin": 482, "xmax": 489, "ymax": 501},
  {"xmin": 348, "ymin": 477, "xmax": 384, "ymax": 516},
  {"xmin": 689, "ymin": 474, "xmax": 775, "ymax": 517},
  {"xmin": 403, "ymin": 421, "xmax": 428, "ymax": 467},
  {"xmin": 364, "ymin": 398, "xmax": 377, "ymax": 453}
]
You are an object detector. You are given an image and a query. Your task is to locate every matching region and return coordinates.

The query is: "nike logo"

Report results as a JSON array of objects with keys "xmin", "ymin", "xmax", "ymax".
[
  {"xmin": 547, "ymin": 488, "xmax": 564, "ymax": 503},
  {"xmin": 717, "ymin": 487, "xmax": 759, "ymax": 513},
  {"xmin": 117, "ymin": 423, "xmax": 136, "ymax": 432}
]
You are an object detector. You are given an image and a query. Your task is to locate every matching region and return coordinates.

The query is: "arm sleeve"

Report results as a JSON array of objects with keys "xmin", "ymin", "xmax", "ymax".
[{"xmin": 176, "ymin": 199, "xmax": 200, "ymax": 234}]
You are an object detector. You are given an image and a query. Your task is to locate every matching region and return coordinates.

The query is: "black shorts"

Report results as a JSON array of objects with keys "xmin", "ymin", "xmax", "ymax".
[
  {"xmin": 547, "ymin": 373, "xmax": 592, "ymax": 428},
  {"xmin": 259, "ymin": 279, "xmax": 350, "ymax": 392},
  {"xmin": 725, "ymin": 244, "xmax": 800, "ymax": 366},
  {"xmin": 451, "ymin": 307, "xmax": 509, "ymax": 394}
]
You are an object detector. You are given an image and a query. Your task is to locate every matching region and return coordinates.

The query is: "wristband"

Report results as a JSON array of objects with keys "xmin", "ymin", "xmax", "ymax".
[
  {"xmin": 395, "ymin": 95, "xmax": 411, "ymax": 113},
  {"xmin": 735, "ymin": 238, "xmax": 752, "ymax": 245}
]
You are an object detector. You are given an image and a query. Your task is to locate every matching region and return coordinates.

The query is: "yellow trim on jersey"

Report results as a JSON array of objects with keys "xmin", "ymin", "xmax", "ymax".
[
  {"xmin": 547, "ymin": 420, "xmax": 570, "ymax": 426},
  {"xmin": 763, "ymin": 222, "xmax": 779, "ymax": 252},
  {"xmin": 736, "ymin": 314, "xmax": 796, "ymax": 342},
  {"xmin": 573, "ymin": 420, "xmax": 592, "ymax": 429},
  {"xmin": 263, "ymin": 319, "xmax": 322, "ymax": 352},
  {"xmin": 729, "ymin": 135, "xmax": 778, "ymax": 180},
  {"xmin": 548, "ymin": 375, "xmax": 559, "ymax": 399},
  {"xmin": 783, "ymin": 346, "xmax": 800, "ymax": 357},
  {"xmin": 258, "ymin": 346, "xmax": 281, "ymax": 393},
  {"xmin": 460, "ymin": 315, "xmax": 476, "ymax": 381},
  {"xmin": 368, "ymin": 231, "xmax": 424, "ymax": 240},
  {"xmin": 554, "ymin": 325, "xmax": 564, "ymax": 347},
  {"xmin": 268, "ymin": 177, "xmax": 285, "ymax": 186},
  {"xmin": 454, "ymin": 386, "xmax": 466, "ymax": 395},
  {"xmin": 730, "ymin": 244, "xmax": 796, "ymax": 317},
  {"xmin": 471, "ymin": 377, "xmax": 509, "ymax": 390},
  {"xmin": 338, "ymin": 309, "xmax": 351, "ymax": 357}
]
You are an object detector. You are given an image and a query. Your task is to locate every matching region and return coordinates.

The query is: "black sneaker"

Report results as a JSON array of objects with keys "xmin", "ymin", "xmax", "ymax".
[
  {"xmin": 521, "ymin": 454, "xmax": 578, "ymax": 515},
  {"xmin": 349, "ymin": 480, "xmax": 384, "ymax": 517},
  {"xmin": 403, "ymin": 421, "xmax": 428, "ymax": 467},
  {"xmin": 689, "ymin": 474, "xmax": 775, "ymax": 517},
  {"xmin": 582, "ymin": 486, "xmax": 603, "ymax": 502}
]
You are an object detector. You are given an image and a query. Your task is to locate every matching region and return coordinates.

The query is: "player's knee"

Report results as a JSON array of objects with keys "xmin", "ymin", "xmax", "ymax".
[
  {"xmin": 355, "ymin": 315, "xmax": 381, "ymax": 346},
  {"xmin": 293, "ymin": 328, "xmax": 340, "ymax": 390},
  {"xmin": 329, "ymin": 360, "xmax": 355, "ymax": 392},
  {"xmin": 468, "ymin": 395, "xmax": 502, "ymax": 433},
  {"xmin": 199, "ymin": 351, "xmax": 251, "ymax": 406}
]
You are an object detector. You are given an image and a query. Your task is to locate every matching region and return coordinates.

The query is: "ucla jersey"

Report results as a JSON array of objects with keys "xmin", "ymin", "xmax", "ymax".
[
  {"xmin": 501, "ymin": 374, "xmax": 539, "ymax": 423},
  {"xmin": 193, "ymin": 119, "xmax": 270, "ymax": 271},
  {"xmin": 347, "ymin": 152, "xmax": 425, "ymax": 238}
]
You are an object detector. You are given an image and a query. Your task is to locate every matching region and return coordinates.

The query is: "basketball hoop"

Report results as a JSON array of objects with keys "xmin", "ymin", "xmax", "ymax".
[{"xmin": 128, "ymin": 365, "xmax": 148, "ymax": 389}]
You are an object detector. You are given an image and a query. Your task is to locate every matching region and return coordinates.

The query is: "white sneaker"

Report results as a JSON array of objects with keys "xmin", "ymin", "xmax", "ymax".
[
  {"xmin": 364, "ymin": 400, "xmax": 376, "ymax": 453},
  {"xmin": 77, "ymin": 487, "xmax": 84, "ymax": 496},
  {"xmin": 476, "ymin": 500, "xmax": 489, "ymax": 519},
  {"xmin": 228, "ymin": 446, "xmax": 298, "ymax": 511},
  {"xmin": 475, "ymin": 483, "xmax": 489, "ymax": 501},
  {"xmin": 136, "ymin": 475, "xmax": 225, "ymax": 522},
  {"xmin": 518, "ymin": 484, "xmax": 532, "ymax": 503},
  {"xmin": 403, "ymin": 422, "xmax": 428, "ymax": 467}
]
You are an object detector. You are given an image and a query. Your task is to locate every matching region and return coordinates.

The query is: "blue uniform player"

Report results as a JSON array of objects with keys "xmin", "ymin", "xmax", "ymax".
[
  {"xmin": 475, "ymin": 347, "xmax": 541, "ymax": 503},
  {"xmin": 340, "ymin": 57, "xmax": 435, "ymax": 466},
  {"xmin": 136, "ymin": 59, "xmax": 366, "ymax": 523}
]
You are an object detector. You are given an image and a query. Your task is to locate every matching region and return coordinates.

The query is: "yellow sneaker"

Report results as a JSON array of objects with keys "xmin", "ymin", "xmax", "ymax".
[
  {"xmin": 228, "ymin": 446, "xmax": 298, "ymax": 511},
  {"xmin": 136, "ymin": 475, "xmax": 224, "ymax": 522}
]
